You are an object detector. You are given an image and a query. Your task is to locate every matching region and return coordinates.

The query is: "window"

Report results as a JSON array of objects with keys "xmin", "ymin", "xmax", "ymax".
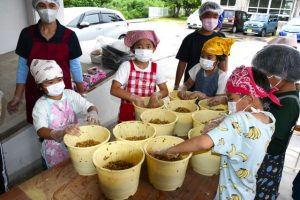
[
  {"xmin": 242, "ymin": 12, "xmax": 248, "ymax": 20},
  {"xmin": 258, "ymin": 8, "xmax": 268, "ymax": 13},
  {"xmin": 224, "ymin": 10, "xmax": 235, "ymax": 18},
  {"xmin": 270, "ymin": 9, "xmax": 280, "ymax": 14},
  {"xmin": 248, "ymin": 8, "xmax": 258, "ymax": 12},
  {"xmin": 228, "ymin": 0, "xmax": 236, "ymax": 6},
  {"xmin": 101, "ymin": 13, "xmax": 118, "ymax": 23},
  {"xmin": 259, "ymin": 0, "xmax": 269, "ymax": 7},
  {"xmin": 221, "ymin": 0, "xmax": 227, "ymax": 5},
  {"xmin": 82, "ymin": 13, "xmax": 100, "ymax": 25},
  {"xmin": 249, "ymin": 0, "xmax": 258, "ymax": 7},
  {"xmin": 220, "ymin": 0, "xmax": 236, "ymax": 6},
  {"xmin": 248, "ymin": 0, "xmax": 291, "ymax": 19},
  {"xmin": 281, "ymin": 0, "xmax": 293, "ymax": 9},
  {"xmin": 271, "ymin": 0, "xmax": 281, "ymax": 8},
  {"xmin": 67, "ymin": 15, "xmax": 81, "ymax": 27}
]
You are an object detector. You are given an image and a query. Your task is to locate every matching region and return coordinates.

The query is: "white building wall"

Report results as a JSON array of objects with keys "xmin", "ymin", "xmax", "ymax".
[{"xmin": 0, "ymin": 0, "xmax": 29, "ymax": 54}]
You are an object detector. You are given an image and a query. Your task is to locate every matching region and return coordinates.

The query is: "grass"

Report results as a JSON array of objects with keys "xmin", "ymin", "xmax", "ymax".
[{"xmin": 149, "ymin": 16, "xmax": 187, "ymax": 24}]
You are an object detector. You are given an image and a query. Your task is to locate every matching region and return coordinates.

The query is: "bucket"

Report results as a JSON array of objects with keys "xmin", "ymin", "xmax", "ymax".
[
  {"xmin": 144, "ymin": 136, "xmax": 192, "ymax": 191},
  {"xmin": 192, "ymin": 110, "xmax": 226, "ymax": 128},
  {"xmin": 113, "ymin": 121, "xmax": 156, "ymax": 149},
  {"xmin": 133, "ymin": 97, "xmax": 164, "ymax": 120},
  {"xmin": 169, "ymin": 90, "xmax": 197, "ymax": 102},
  {"xmin": 93, "ymin": 141, "xmax": 145, "ymax": 200},
  {"xmin": 198, "ymin": 99, "xmax": 228, "ymax": 112},
  {"xmin": 188, "ymin": 126, "xmax": 221, "ymax": 176},
  {"xmin": 64, "ymin": 125, "xmax": 110, "ymax": 176},
  {"xmin": 166, "ymin": 100, "xmax": 199, "ymax": 136},
  {"xmin": 140, "ymin": 110, "xmax": 178, "ymax": 136}
]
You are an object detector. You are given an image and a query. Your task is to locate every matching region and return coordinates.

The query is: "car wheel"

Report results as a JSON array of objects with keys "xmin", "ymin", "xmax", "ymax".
[
  {"xmin": 118, "ymin": 35, "xmax": 126, "ymax": 40},
  {"xmin": 232, "ymin": 26, "xmax": 237, "ymax": 33},
  {"xmin": 272, "ymin": 28, "xmax": 277, "ymax": 36},
  {"xmin": 260, "ymin": 29, "xmax": 266, "ymax": 37},
  {"xmin": 243, "ymin": 32, "xmax": 247, "ymax": 35}
]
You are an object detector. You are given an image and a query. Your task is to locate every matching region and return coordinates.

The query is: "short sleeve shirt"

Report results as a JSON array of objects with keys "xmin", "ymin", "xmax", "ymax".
[
  {"xmin": 32, "ymin": 89, "xmax": 93, "ymax": 131},
  {"xmin": 15, "ymin": 20, "xmax": 82, "ymax": 60},
  {"xmin": 176, "ymin": 30, "xmax": 225, "ymax": 82},
  {"xmin": 264, "ymin": 91, "xmax": 300, "ymax": 155},
  {"xmin": 208, "ymin": 111, "xmax": 275, "ymax": 200},
  {"xmin": 188, "ymin": 64, "xmax": 228, "ymax": 94},
  {"xmin": 114, "ymin": 60, "xmax": 167, "ymax": 87}
]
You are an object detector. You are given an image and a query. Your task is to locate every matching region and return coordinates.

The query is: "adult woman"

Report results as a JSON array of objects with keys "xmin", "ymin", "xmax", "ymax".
[
  {"xmin": 7, "ymin": 0, "xmax": 84, "ymax": 124},
  {"xmin": 174, "ymin": 1, "xmax": 227, "ymax": 91},
  {"xmin": 252, "ymin": 43, "xmax": 300, "ymax": 199}
]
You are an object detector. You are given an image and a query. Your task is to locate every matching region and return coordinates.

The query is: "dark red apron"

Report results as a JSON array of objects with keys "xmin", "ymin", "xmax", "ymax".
[
  {"xmin": 118, "ymin": 60, "xmax": 157, "ymax": 123},
  {"xmin": 25, "ymin": 25, "xmax": 73, "ymax": 124}
]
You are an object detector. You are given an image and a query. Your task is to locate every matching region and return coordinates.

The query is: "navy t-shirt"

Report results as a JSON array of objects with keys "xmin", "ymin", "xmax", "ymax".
[
  {"xmin": 15, "ymin": 20, "xmax": 82, "ymax": 60},
  {"xmin": 176, "ymin": 30, "xmax": 225, "ymax": 82}
]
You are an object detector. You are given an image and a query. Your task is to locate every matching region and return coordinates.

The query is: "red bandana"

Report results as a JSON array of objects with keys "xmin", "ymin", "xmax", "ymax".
[{"xmin": 226, "ymin": 66, "xmax": 281, "ymax": 105}]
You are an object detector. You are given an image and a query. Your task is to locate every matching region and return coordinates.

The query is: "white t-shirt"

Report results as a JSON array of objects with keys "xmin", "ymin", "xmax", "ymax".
[
  {"xmin": 32, "ymin": 89, "xmax": 93, "ymax": 131},
  {"xmin": 188, "ymin": 63, "xmax": 228, "ymax": 94},
  {"xmin": 114, "ymin": 60, "xmax": 167, "ymax": 86}
]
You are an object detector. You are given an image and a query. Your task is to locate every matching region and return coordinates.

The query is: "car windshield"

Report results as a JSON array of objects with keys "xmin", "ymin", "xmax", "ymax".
[
  {"xmin": 224, "ymin": 11, "xmax": 235, "ymax": 18},
  {"xmin": 250, "ymin": 14, "xmax": 268, "ymax": 22},
  {"xmin": 288, "ymin": 18, "xmax": 300, "ymax": 26},
  {"xmin": 192, "ymin": 9, "xmax": 199, "ymax": 15},
  {"xmin": 67, "ymin": 15, "xmax": 81, "ymax": 27}
]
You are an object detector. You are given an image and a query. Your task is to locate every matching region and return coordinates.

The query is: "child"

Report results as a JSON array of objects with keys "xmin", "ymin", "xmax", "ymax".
[
  {"xmin": 178, "ymin": 37, "xmax": 235, "ymax": 100},
  {"xmin": 174, "ymin": 1, "xmax": 226, "ymax": 91},
  {"xmin": 252, "ymin": 40, "xmax": 300, "ymax": 199},
  {"xmin": 31, "ymin": 59, "xmax": 99, "ymax": 168},
  {"xmin": 110, "ymin": 30, "xmax": 169, "ymax": 122},
  {"xmin": 156, "ymin": 66, "xmax": 280, "ymax": 200}
]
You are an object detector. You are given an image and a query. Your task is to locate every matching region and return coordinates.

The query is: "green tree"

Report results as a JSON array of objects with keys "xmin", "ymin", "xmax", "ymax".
[
  {"xmin": 103, "ymin": 0, "xmax": 165, "ymax": 19},
  {"xmin": 183, "ymin": 0, "xmax": 200, "ymax": 16},
  {"xmin": 163, "ymin": 0, "xmax": 200, "ymax": 17}
]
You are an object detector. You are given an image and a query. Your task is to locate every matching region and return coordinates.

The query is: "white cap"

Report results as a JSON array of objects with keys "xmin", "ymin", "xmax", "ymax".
[{"xmin": 30, "ymin": 59, "xmax": 63, "ymax": 84}]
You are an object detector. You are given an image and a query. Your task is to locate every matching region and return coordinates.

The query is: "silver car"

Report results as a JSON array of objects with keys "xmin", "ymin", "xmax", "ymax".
[
  {"xmin": 187, "ymin": 9, "xmax": 202, "ymax": 29},
  {"xmin": 64, "ymin": 7, "xmax": 128, "ymax": 41}
]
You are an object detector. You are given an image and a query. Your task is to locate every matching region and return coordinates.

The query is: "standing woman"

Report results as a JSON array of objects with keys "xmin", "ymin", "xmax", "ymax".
[
  {"xmin": 7, "ymin": 0, "xmax": 84, "ymax": 124},
  {"xmin": 252, "ymin": 43, "xmax": 300, "ymax": 199}
]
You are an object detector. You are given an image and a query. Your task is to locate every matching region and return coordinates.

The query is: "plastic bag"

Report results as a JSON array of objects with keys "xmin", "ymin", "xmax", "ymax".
[
  {"xmin": 101, "ymin": 45, "xmax": 132, "ymax": 70},
  {"xmin": 90, "ymin": 36, "xmax": 118, "ymax": 64}
]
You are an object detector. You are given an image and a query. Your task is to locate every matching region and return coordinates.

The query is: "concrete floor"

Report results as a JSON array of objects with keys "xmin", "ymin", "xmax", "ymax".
[{"xmin": 0, "ymin": 21, "xmax": 299, "ymax": 199}]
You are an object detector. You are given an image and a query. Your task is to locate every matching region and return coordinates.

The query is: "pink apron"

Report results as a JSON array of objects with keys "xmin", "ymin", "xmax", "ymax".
[{"xmin": 42, "ymin": 92, "xmax": 77, "ymax": 168}]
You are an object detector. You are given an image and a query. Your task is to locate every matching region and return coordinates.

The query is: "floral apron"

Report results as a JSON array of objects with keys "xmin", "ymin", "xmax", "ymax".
[{"xmin": 42, "ymin": 93, "xmax": 77, "ymax": 168}]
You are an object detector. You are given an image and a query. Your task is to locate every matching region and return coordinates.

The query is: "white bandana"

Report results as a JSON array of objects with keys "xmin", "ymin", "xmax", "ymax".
[{"xmin": 30, "ymin": 59, "xmax": 63, "ymax": 84}]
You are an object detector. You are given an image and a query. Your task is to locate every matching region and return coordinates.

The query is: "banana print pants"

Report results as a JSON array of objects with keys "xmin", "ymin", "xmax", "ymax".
[{"xmin": 255, "ymin": 153, "xmax": 285, "ymax": 200}]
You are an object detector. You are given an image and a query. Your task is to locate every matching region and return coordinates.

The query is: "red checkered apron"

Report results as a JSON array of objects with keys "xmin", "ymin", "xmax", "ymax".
[{"xmin": 118, "ymin": 60, "xmax": 157, "ymax": 122}]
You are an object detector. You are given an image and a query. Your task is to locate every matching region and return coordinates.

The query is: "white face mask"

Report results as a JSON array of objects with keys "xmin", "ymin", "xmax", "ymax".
[
  {"xmin": 134, "ymin": 49, "xmax": 153, "ymax": 62},
  {"xmin": 268, "ymin": 75, "xmax": 282, "ymax": 88},
  {"xmin": 47, "ymin": 81, "xmax": 65, "ymax": 96},
  {"xmin": 227, "ymin": 101, "xmax": 237, "ymax": 114},
  {"xmin": 37, "ymin": 8, "xmax": 58, "ymax": 23},
  {"xmin": 227, "ymin": 96, "xmax": 248, "ymax": 114},
  {"xmin": 202, "ymin": 18, "xmax": 219, "ymax": 31},
  {"xmin": 199, "ymin": 57, "xmax": 215, "ymax": 70}
]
